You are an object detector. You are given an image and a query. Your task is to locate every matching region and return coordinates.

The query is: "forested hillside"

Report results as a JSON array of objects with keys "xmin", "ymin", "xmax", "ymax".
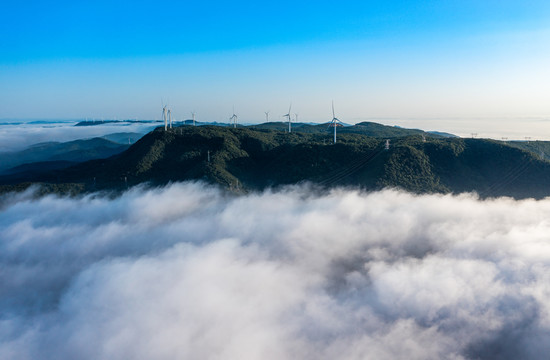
[{"xmin": 3, "ymin": 124, "xmax": 549, "ymax": 199}]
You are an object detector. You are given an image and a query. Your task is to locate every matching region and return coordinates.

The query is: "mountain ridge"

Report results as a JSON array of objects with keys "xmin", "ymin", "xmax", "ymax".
[{"xmin": 2, "ymin": 122, "xmax": 549, "ymax": 199}]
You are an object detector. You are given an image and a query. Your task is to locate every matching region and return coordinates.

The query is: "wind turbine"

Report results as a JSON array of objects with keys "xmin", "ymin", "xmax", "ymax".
[
  {"xmin": 265, "ymin": 111, "xmax": 270, "ymax": 122},
  {"xmin": 167, "ymin": 108, "xmax": 172, "ymax": 129},
  {"xmin": 329, "ymin": 101, "xmax": 343, "ymax": 144},
  {"xmin": 294, "ymin": 113, "xmax": 299, "ymax": 123},
  {"xmin": 162, "ymin": 103, "xmax": 168, "ymax": 131},
  {"xmin": 283, "ymin": 103, "xmax": 292, "ymax": 133},
  {"xmin": 230, "ymin": 107, "xmax": 238, "ymax": 128},
  {"xmin": 191, "ymin": 111, "xmax": 196, "ymax": 126}
]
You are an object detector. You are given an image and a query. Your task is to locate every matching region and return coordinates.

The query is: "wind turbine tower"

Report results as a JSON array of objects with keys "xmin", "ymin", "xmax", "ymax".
[
  {"xmin": 329, "ymin": 101, "xmax": 342, "ymax": 144},
  {"xmin": 283, "ymin": 104, "xmax": 292, "ymax": 133},
  {"xmin": 168, "ymin": 108, "xmax": 172, "ymax": 129},
  {"xmin": 162, "ymin": 104, "xmax": 168, "ymax": 131},
  {"xmin": 230, "ymin": 107, "xmax": 238, "ymax": 128},
  {"xmin": 191, "ymin": 111, "xmax": 196, "ymax": 126},
  {"xmin": 265, "ymin": 111, "xmax": 270, "ymax": 122}
]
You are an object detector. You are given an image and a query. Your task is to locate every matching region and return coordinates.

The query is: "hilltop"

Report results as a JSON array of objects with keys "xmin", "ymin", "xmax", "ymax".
[
  {"xmin": 2, "ymin": 121, "xmax": 550, "ymax": 199},
  {"xmin": 249, "ymin": 121, "xmax": 429, "ymax": 137}
]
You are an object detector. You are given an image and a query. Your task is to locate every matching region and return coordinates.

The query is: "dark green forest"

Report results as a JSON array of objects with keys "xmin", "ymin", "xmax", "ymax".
[{"xmin": 2, "ymin": 122, "xmax": 550, "ymax": 199}]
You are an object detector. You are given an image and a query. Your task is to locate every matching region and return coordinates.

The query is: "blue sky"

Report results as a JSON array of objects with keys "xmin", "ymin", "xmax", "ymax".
[{"xmin": 1, "ymin": 0, "xmax": 550, "ymax": 132}]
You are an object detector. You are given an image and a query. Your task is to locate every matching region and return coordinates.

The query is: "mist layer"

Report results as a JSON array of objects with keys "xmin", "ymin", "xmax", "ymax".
[{"xmin": 1, "ymin": 182, "xmax": 550, "ymax": 359}]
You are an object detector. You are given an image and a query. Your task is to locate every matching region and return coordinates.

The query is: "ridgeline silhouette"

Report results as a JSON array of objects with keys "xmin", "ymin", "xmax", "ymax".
[{"xmin": 2, "ymin": 122, "xmax": 550, "ymax": 198}]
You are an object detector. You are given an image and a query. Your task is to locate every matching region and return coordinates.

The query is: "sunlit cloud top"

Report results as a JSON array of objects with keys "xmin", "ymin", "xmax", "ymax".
[{"xmin": 2, "ymin": 183, "xmax": 550, "ymax": 359}]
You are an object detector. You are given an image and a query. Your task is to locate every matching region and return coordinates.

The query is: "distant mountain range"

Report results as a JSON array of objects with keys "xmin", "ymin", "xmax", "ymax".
[
  {"xmin": 2, "ymin": 122, "xmax": 550, "ymax": 199},
  {"xmin": 74, "ymin": 120, "xmax": 161, "ymax": 126},
  {"xmin": 0, "ymin": 137, "xmax": 131, "ymax": 179}
]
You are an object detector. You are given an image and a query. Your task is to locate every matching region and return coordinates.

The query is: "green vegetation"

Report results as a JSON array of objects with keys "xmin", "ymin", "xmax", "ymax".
[
  {"xmin": 2, "ymin": 122, "xmax": 550, "ymax": 199},
  {"xmin": 507, "ymin": 140, "xmax": 550, "ymax": 161},
  {"xmin": 0, "ymin": 137, "xmax": 130, "ymax": 174},
  {"xmin": 0, "ymin": 182, "xmax": 85, "ymax": 197}
]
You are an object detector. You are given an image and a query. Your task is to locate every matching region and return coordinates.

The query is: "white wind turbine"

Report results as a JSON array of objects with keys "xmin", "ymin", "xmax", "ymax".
[
  {"xmin": 191, "ymin": 111, "xmax": 196, "ymax": 126},
  {"xmin": 230, "ymin": 107, "xmax": 238, "ymax": 128},
  {"xmin": 265, "ymin": 111, "xmax": 270, "ymax": 122},
  {"xmin": 283, "ymin": 103, "xmax": 292, "ymax": 132},
  {"xmin": 162, "ymin": 103, "xmax": 168, "ymax": 131},
  {"xmin": 329, "ymin": 101, "xmax": 343, "ymax": 144}
]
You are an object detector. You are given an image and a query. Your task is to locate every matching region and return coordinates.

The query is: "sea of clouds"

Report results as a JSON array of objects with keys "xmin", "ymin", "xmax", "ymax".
[
  {"xmin": 0, "ymin": 120, "xmax": 157, "ymax": 152},
  {"xmin": 2, "ymin": 182, "xmax": 550, "ymax": 359}
]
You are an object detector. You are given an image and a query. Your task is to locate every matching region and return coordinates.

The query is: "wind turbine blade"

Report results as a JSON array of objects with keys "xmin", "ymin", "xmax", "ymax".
[{"xmin": 332, "ymin": 101, "xmax": 335, "ymax": 119}]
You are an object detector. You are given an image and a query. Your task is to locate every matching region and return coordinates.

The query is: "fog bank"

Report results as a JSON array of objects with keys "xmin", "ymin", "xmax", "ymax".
[
  {"xmin": 0, "ymin": 121, "xmax": 156, "ymax": 152},
  {"xmin": 1, "ymin": 183, "xmax": 550, "ymax": 359}
]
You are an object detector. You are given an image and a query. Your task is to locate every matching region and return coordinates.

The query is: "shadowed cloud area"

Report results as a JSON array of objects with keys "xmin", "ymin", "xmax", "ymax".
[{"xmin": 2, "ymin": 182, "xmax": 550, "ymax": 359}]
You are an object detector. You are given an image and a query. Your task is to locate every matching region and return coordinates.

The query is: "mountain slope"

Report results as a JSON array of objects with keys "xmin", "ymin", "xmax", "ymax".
[
  {"xmin": 6, "ymin": 125, "xmax": 545, "ymax": 198},
  {"xmin": 249, "ymin": 121, "xmax": 433, "ymax": 137},
  {"xmin": 0, "ymin": 137, "xmax": 130, "ymax": 174},
  {"xmin": 2, "ymin": 124, "xmax": 549, "ymax": 199}
]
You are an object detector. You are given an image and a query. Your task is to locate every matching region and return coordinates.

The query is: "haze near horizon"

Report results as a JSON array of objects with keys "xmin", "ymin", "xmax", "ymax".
[{"xmin": 1, "ymin": 1, "xmax": 550, "ymax": 138}]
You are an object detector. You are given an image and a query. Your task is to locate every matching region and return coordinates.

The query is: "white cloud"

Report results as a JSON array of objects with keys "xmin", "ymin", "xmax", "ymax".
[
  {"xmin": 1, "ymin": 182, "xmax": 550, "ymax": 359},
  {"xmin": 0, "ymin": 121, "xmax": 156, "ymax": 152}
]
